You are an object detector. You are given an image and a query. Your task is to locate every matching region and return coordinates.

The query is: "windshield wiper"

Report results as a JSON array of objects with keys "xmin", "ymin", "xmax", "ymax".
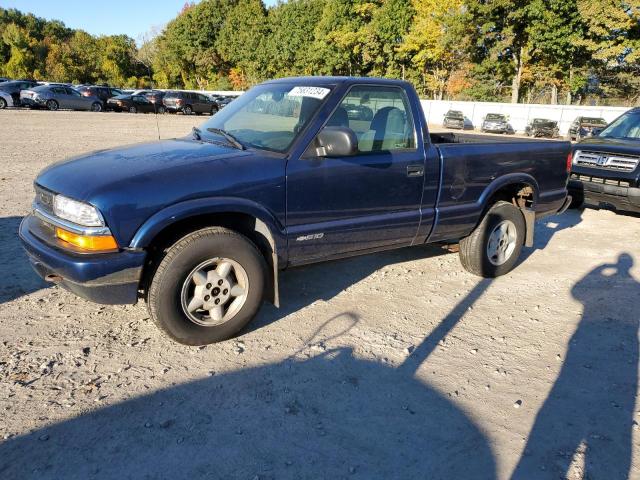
[{"xmin": 206, "ymin": 128, "xmax": 245, "ymax": 150}]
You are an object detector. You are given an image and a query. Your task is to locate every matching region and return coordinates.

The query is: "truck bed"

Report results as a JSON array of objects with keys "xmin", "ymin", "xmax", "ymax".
[{"xmin": 430, "ymin": 132, "xmax": 560, "ymax": 144}]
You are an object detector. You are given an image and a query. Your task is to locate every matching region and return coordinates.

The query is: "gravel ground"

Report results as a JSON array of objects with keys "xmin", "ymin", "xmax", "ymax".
[{"xmin": 0, "ymin": 110, "xmax": 639, "ymax": 479}]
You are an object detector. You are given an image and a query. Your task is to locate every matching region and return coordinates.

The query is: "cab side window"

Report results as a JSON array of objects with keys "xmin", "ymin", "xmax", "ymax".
[{"xmin": 326, "ymin": 86, "xmax": 416, "ymax": 153}]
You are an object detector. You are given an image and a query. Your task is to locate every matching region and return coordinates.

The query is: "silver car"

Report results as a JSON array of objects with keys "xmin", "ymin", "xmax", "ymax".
[
  {"xmin": 20, "ymin": 85, "xmax": 103, "ymax": 112},
  {"xmin": 0, "ymin": 90, "xmax": 13, "ymax": 109}
]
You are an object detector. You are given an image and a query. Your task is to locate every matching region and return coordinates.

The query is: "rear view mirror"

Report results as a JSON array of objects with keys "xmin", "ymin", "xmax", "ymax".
[{"xmin": 315, "ymin": 126, "xmax": 358, "ymax": 157}]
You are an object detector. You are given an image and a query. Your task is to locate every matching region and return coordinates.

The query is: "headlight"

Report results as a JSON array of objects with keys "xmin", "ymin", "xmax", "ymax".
[{"xmin": 53, "ymin": 194, "xmax": 104, "ymax": 227}]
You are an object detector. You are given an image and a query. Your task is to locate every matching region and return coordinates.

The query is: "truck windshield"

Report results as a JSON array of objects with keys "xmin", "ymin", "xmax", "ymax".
[
  {"xmin": 199, "ymin": 83, "xmax": 332, "ymax": 152},
  {"xmin": 599, "ymin": 111, "xmax": 640, "ymax": 140}
]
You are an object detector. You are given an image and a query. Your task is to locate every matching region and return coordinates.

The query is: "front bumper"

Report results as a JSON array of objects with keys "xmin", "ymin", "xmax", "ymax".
[
  {"xmin": 19, "ymin": 215, "xmax": 146, "ymax": 304},
  {"xmin": 482, "ymin": 124, "xmax": 508, "ymax": 133},
  {"xmin": 569, "ymin": 177, "xmax": 640, "ymax": 213},
  {"xmin": 19, "ymin": 97, "xmax": 43, "ymax": 108}
]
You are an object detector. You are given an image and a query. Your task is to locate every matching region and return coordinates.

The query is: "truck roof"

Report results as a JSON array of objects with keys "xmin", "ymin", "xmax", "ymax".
[{"xmin": 263, "ymin": 76, "xmax": 412, "ymax": 88}]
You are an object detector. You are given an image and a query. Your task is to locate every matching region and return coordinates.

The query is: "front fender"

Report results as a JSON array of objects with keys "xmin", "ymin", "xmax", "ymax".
[{"xmin": 128, "ymin": 196, "xmax": 286, "ymax": 257}]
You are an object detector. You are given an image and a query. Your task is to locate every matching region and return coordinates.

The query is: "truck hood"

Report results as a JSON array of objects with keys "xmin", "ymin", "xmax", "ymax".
[
  {"xmin": 35, "ymin": 137, "xmax": 286, "ymax": 245},
  {"xmin": 574, "ymin": 136, "xmax": 640, "ymax": 156}
]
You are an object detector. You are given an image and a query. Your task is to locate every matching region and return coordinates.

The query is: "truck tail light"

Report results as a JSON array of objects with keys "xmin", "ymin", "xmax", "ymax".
[{"xmin": 566, "ymin": 152, "xmax": 573, "ymax": 172}]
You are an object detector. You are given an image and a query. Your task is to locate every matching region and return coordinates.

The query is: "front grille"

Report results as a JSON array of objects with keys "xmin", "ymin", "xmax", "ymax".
[
  {"xmin": 34, "ymin": 184, "xmax": 55, "ymax": 215},
  {"xmin": 570, "ymin": 173, "xmax": 631, "ymax": 188},
  {"xmin": 574, "ymin": 150, "xmax": 639, "ymax": 172}
]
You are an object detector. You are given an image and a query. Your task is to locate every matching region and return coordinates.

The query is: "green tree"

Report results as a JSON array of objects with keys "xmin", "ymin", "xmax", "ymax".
[{"xmin": 217, "ymin": 0, "xmax": 268, "ymax": 88}]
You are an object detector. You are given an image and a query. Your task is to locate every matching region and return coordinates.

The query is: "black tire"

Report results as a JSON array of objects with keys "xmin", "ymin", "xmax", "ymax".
[
  {"xmin": 46, "ymin": 99, "xmax": 59, "ymax": 111},
  {"xmin": 211, "ymin": 106, "xmax": 218, "ymax": 115},
  {"xmin": 91, "ymin": 102, "xmax": 102, "ymax": 112},
  {"xmin": 129, "ymin": 106, "xmax": 137, "ymax": 114},
  {"xmin": 459, "ymin": 201, "xmax": 525, "ymax": 278},
  {"xmin": 147, "ymin": 227, "xmax": 267, "ymax": 345},
  {"xmin": 157, "ymin": 105, "xmax": 166, "ymax": 114},
  {"xmin": 569, "ymin": 191, "xmax": 584, "ymax": 209},
  {"xmin": 183, "ymin": 105, "xmax": 193, "ymax": 115},
  {"xmin": 0, "ymin": 97, "xmax": 6, "ymax": 109}
]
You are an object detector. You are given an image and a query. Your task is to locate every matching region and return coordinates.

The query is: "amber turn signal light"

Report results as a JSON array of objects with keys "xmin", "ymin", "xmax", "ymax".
[{"xmin": 55, "ymin": 227, "xmax": 118, "ymax": 252}]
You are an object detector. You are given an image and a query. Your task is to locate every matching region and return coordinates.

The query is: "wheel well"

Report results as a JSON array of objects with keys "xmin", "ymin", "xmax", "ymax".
[
  {"xmin": 139, "ymin": 213, "xmax": 276, "ymax": 304},
  {"xmin": 486, "ymin": 183, "xmax": 535, "ymax": 210}
]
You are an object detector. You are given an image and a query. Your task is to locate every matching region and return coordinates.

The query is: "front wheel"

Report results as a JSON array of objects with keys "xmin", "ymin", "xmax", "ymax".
[
  {"xmin": 0, "ymin": 97, "xmax": 6, "ymax": 109},
  {"xmin": 129, "ymin": 106, "xmax": 137, "ymax": 114},
  {"xmin": 183, "ymin": 105, "xmax": 193, "ymax": 115},
  {"xmin": 91, "ymin": 102, "xmax": 102, "ymax": 112},
  {"xmin": 46, "ymin": 100, "xmax": 59, "ymax": 111},
  {"xmin": 458, "ymin": 201, "xmax": 525, "ymax": 277},
  {"xmin": 147, "ymin": 227, "xmax": 267, "ymax": 345},
  {"xmin": 157, "ymin": 105, "xmax": 166, "ymax": 114}
]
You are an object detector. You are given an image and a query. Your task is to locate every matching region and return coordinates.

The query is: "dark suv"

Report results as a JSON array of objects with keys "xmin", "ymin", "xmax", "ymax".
[
  {"xmin": 163, "ymin": 91, "xmax": 217, "ymax": 115},
  {"xmin": 77, "ymin": 85, "xmax": 125, "ymax": 109},
  {"xmin": 569, "ymin": 108, "xmax": 640, "ymax": 213}
]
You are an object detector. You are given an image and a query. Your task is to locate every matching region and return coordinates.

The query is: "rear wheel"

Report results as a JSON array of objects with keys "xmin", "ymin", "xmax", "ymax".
[
  {"xmin": 211, "ymin": 106, "xmax": 219, "ymax": 115},
  {"xmin": 459, "ymin": 201, "xmax": 525, "ymax": 277},
  {"xmin": 183, "ymin": 105, "xmax": 193, "ymax": 115},
  {"xmin": 46, "ymin": 100, "xmax": 58, "ymax": 111},
  {"xmin": 157, "ymin": 105, "xmax": 166, "ymax": 114},
  {"xmin": 0, "ymin": 97, "xmax": 6, "ymax": 109},
  {"xmin": 147, "ymin": 227, "xmax": 267, "ymax": 345},
  {"xmin": 91, "ymin": 102, "xmax": 102, "ymax": 112}
]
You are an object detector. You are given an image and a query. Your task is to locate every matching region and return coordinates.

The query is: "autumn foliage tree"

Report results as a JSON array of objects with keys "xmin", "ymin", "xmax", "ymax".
[{"xmin": 2, "ymin": 1, "xmax": 640, "ymax": 105}]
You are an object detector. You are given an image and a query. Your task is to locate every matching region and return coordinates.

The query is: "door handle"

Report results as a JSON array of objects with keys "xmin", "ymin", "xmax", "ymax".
[{"xmin": 407, "ymin": 165, "xmax": 424, "ymax": 177}]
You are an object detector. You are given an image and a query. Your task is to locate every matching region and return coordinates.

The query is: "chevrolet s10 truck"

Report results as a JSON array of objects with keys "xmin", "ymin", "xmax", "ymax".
[{"xmin": 20, "ymin": 77, "xmax": 572, "ymax": 345}]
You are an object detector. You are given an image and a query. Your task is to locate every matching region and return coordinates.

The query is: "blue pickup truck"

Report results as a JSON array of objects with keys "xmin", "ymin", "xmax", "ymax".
[{"xmin": 20, "ymin": 77, "xmax": 572, "ymax": 345}]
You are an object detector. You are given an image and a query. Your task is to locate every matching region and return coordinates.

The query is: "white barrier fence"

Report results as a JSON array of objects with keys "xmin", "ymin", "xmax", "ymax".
[{"xmin": 420, "ymin": 99, "xmax": 630, "ymax": 136}]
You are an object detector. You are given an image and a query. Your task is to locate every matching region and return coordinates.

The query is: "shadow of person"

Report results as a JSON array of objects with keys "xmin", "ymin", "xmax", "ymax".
[
  {"xmin": 512, "ymin": 253, "xmax": 639, "ymax": 479},
  {"xmin": 0, "ymin": 216, "xmax": 48, "ymax": 304},
  {"xmin": 0, "ymin": 296, "xmax": 498, "ymax": 479}
]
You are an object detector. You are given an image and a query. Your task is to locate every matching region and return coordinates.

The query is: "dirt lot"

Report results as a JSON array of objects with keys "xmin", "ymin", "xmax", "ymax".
[{"xmin": 0, "ymin": 110, "xmax": 639, "ymax": 479}]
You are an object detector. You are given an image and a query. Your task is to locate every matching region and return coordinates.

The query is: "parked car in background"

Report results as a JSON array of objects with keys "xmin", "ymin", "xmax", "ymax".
[
  {"xmin": 480, "ymin": 113, "xmax": 514, "ymax": 134},
  {"xmin": 443, "ymin": 110, "xmax": 466, "ymax": 129},
  {"xmin": 525, "ymin": 118, "xmax": 559, "ymax": 138},
  {"xmin": 0, "ymin": 80, "xmax": 38, "ymax": 106},
  {"xmin": 107, "ymin": 94, "xmax": 164, "ymax": 113},
  {"xmin": 77, "ymin": 85, "xmax": 125, "ymax": 109},
  {"xmin": 0, "ymin": 89, "xmax": 13, "ymax": 108},
  {"xmin": 568, "ymin": 116, "xmax": 608, "ymax": 142},
  {"xmin": 0, "ymin": 77, "xmax": 10, "ymax": 83},
  {"xmin": 163, "ymin": 91, "xmax": 217, "ymax": 115},
  {"xmin": 138, "ymin": 90, "xmax": 167, "ymax": 107},
  {"xmin": 20, "ymin": 85, "xmax": 103, "ymax": 111},
  {"xmin": 569, "ymin": 108, "xmax": 640, "ymax": 214}
]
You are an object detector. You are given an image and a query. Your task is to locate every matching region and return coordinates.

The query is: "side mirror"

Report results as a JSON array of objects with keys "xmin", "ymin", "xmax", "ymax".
[{"xmin": 314, "ymin": 126, "xmax": 358, "ymax": 157}]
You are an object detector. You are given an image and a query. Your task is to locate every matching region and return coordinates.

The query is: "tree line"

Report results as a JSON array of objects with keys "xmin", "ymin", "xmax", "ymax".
[{"xmin": 2, "ymin": 1, "xmax": 639, "ymax": 105}]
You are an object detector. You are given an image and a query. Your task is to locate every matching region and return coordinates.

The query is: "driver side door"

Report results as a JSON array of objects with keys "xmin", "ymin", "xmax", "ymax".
[{"xmin": 286, "ymin": 85, "xmax": 426, "ymax": 265}]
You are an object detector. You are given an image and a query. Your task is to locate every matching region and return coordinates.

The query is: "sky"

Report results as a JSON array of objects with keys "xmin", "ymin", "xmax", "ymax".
[{"xmin": 1, "ymin": 0, "xmax": 278, "ymax": 41}]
